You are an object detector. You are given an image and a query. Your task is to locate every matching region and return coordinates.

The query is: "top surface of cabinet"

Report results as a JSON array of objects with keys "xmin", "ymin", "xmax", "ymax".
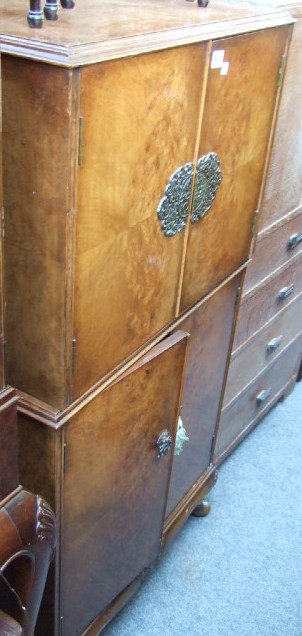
[{"xmin": 0, "ymin": 0, "xmax": 293, "ymax": 67}]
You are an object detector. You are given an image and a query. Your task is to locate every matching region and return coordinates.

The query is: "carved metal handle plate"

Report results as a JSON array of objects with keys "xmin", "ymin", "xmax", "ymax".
[
  {"xmin": 191, "ymin": 153, "xmax": 222, "ymax": 223},
  {"xmin": 157, "ymin": 153, "xmax": 222, "ymax": 237},
  {"xmin": 156, "ymin": 430, "xmax": 172, "ymax": 459}
]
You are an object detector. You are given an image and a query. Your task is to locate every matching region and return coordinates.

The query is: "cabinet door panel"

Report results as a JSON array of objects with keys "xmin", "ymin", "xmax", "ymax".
[
  {"xmin": 61, "ymin": 332, "xmax": 187, "ymax": 636},
  {"xmin": 74, "ymin": 44, "xmax": 206, "ymax": 398},
  {"xmin": 180, "ymin": 27, "xmax": 289, "ymax": 312},
  {"xmin": 166, "ymin": 276, "xmax": 240, "ymax": 517}
]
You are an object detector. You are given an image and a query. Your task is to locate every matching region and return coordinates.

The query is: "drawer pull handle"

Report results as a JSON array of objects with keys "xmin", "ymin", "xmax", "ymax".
[
  {"xmin": 278, "ymin": 285, "xmax": 294, "ymax": 301},
  {"xmin": 174, "ymin": 416, "xmax": 189, "ymax": 456},
  {"xmin": 156, "ymin": 430, "xmax": 172, "ymax": 459},
  {"xmin": 266, "ymin": 335, "xmax": 283, "ymax": 355},
  {"xmin": 288, "ymin": 232, "xmax": 302, "ymax": 250},
  {"xmin": 256, "ymin": 389, "xmax": 272, "ymax": 406}
]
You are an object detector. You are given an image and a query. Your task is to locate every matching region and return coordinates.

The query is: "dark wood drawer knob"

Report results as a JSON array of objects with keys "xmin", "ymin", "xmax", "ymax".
[
  {"xmin": 266, "ymin": 335, "xmax": 283, "ymax": 355},
  {"xmin": 278, "ymin": 285, "xmax": 294, "ymax": 301},
  {"xmin": 256, "ymin": 388, "xmax": 272, "ymax": 406},
  {"xmin": 288, "ymin": 232, "xmax": 302, "ymax": 251},
  {"xmin": 156, "ymin": 430, "xmax": 172, "ymax": 458}
]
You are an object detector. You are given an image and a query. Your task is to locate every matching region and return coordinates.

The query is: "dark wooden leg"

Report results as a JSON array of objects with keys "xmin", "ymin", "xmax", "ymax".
[
  {"xmin": 60, "ymin": 0, "xmax": 75, "ymax": 8},
  {"xmin": 27, "ymin": 0, "xmax": 43, "ymax": 27},
  {"xmin": 44, "ymin": 0, "xmax": 59, "ymax": 20},
  {"xmin": 191, "ymin": 500, "xmax": 211, "ymax": 517}
]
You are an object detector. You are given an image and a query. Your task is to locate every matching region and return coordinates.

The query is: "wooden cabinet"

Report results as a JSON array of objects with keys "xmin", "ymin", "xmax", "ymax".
[
  {"xmin": 0, "ymin": 1, "xmax": 294, "ymax": 635},
  {"xmin": 215, "ymin": 0, "xmax": 302, "ymax": 464},
  {"xmin": 2, "ymin": 17, "xmax": 290, "ymax": 408}
]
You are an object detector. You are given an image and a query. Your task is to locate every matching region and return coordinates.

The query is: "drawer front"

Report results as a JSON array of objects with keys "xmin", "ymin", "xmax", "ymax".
[
  {"xmin": 61, "ymin": 332, "xmax": 187, "ymax": 636},
  {"xmin": 244, "ymin": 208, "xmax": 302, "ymax": 293},
  {"xmin": 166, "ymin": 276, "xmax": 241, "ymax": 518},
  {"xmin": 234, "ymin": 253, "xmax": 302, "ymax": 349},
  {"xmin": 214, "ymin": 335, "xmax": 302, "ymax": 461},
  {"xmin": 224, "ymin": 293, "xmax": 302, "ymax": 405}
]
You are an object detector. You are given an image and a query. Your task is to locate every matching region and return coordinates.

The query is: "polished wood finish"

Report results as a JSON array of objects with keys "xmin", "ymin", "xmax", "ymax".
[
  {"xmin": 224, "ymin": 292, "xmax": 302, "ymax": 404},
  {"xmin": 215, "ymin": 335, "xmax": 302, "ymax": 460},
  {"xmin": 0, "ymin": 393, "xmax": 19, "ymax": 500},
  {"xmin": 0, "ymin": 489, "xmax": 56, "ymax": 636},
  {"xmin": 258, "ymin": 18, "xmax": 302, "ymax": 229},
  {"xmin": 180, "ymin": 27, "xmax": 288, "ymax": 310},
  {"xmin": 166, "ymin": 275, "xmax": 240, "ymax": 517},
  {"xmin": 0, "ymin": 610, "xmax": 23, "ymax": 636},
  {"xmin": 233, "ymin": 253, "xmax": 302, "ymax": 350},
  {"xmin": 215, "ymin": 2, "xmax": 302, "ymax": 463},
  {"xmin": 0, "ymin": 3, "xmax": 295, "ymax": 634},
  {"xmin": 73, "ymin": 45, "xmax": 205, "ymax": 398},
  {"xmin": 18, "ymin": 333, "xmax": 188, "ymax": 636},
  {"xmin": 2, "ymin": 22, "xmax": 291, "ymax": 406},
  {"xmin": 2, "ymin": 57, "xmax": 77, "ymax": 410},
  {"xmin": 0, "ymin": 0, "xmax": 293, "ymax": 67},
  {"xmin": 244, "ymin": 207, "xmax": 302, "ymax": 293}
]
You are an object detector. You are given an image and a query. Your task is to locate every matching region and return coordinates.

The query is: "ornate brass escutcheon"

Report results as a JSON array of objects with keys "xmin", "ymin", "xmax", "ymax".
[
  {"xmin": 191, "ymin": 152, "xmax": 222, "ymax": 223},
  {"xmin": 157, "ymin": 163, "xmax": 194, "ymax": 237},
  {"xmin": 156, "ymin": 430, "xmax": 173, "ymax": 458},
  {"xmin": 157, "ymin": 153, "xmax": 222, "ymax": 237}
]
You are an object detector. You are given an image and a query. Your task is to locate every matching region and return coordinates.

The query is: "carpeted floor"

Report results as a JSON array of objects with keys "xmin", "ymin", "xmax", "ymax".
[{"xmin": 103, "ymin": 380, "xmax": 302, "ymax": 636}]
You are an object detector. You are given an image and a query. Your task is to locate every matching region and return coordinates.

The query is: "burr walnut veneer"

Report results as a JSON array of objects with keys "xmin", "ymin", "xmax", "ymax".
[{"xmin": 0, "ymin": 2, "xmax": 294, "ymax": 635}]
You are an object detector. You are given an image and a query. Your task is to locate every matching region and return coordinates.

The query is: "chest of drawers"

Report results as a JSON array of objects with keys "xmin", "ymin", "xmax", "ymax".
[
  {"xmin": 215, "ymin": 0, "xmax": 302, "ymax": 463},
  {"xmin": 0, "ymin": 1, "xmax": 294, "ymax": 634}
]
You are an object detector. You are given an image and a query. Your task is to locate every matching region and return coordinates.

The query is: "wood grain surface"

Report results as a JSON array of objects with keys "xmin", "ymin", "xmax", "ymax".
[
  {"xmin": 259, "ymin": 19, "xmax": 302, "ymax": 229},
  {"xmin": 73, "ymin": 45, "xmax": 205, "ymax": 398},
  {"xmin": 2, "ymin": 57, "xmax": 78, "ymax": 409},
  {"xmin": 0, "ymin": 0, "xmax": 293, "ymax": 67},
  {"xmin": 180, "ymin": 26, "xmax": 290, "ymax": 311},
  {"xmin": 60, "ymin": 333, "xmax": 187, "ymax": 636},
  {"xmin": 166, "ymin": 275, "xmax": 240, "ymax": 516}
]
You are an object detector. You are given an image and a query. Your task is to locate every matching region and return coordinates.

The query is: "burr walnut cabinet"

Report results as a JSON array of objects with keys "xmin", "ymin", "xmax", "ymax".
[
  {"xmin": 215, "ymin": 0, "xmax": 302, "ymax": 463},
  {"xmin": 0, "ymin": 1, "xmax": 294, "ymax": 635}
]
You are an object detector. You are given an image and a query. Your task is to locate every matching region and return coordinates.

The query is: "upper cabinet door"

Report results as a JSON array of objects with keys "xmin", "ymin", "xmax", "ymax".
[
  {"xmin": 61, "ymin": 331, "xmax": 188, "ymax": 636},
  {"xmin": 73, "ymin": 44, "xmax": 207, "ymax": 398},
  {"xmin": 180, "ymin": 26, "xmax": 290, "ymax": 313}
]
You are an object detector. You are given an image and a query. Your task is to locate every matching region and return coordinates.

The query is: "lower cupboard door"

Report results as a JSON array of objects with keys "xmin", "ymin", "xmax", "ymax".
[
  {"xmin": 166, "ymin": 276, "xmax": 241, "ymax": 518},
  {"xmin": 60, "ymin": 331, "xmax": 188, "ymax": 636}
]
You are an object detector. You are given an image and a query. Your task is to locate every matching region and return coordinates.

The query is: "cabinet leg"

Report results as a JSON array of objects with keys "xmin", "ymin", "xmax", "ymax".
[{"xmin": 191, "ymin": 500, "xmax": 211, "ymax": 517}]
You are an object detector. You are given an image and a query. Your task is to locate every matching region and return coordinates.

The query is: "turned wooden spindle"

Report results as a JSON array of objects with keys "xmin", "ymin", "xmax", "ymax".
[
  {"xmin": 44, "ymin": 0, "xmax": 59, "ymax": 20},
  {"xmin": 27, "ymin": 0, "xmax": 43, "ymax": 27},
  {"xmin": 60, "ymin": 0, "xmax": 75, "ymax": 8}
]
